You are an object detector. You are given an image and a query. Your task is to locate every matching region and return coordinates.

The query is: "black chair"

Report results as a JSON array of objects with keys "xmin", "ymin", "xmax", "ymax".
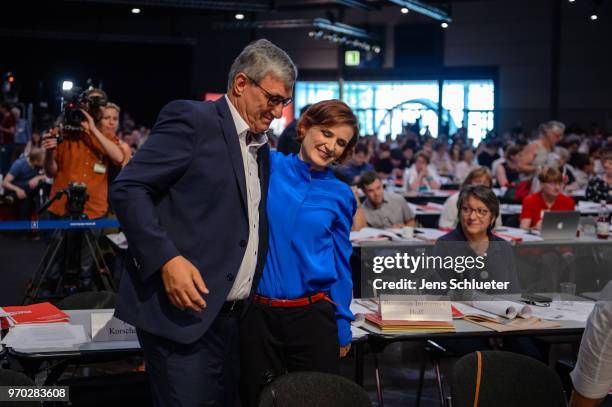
[
  {"xmin": 451, "ymin": 350, "xmax": 566, "ymax": 407},
  {"xmin": 55, "ymin": 291, "xmax": 116, "ymax": 310},
  {"xmin": 258, "ymin": 371, "xmax": 372, "ymax": 407},
  {"xmin": 0, "ymin": 368, "xmax": 40, "ymax": 406}
]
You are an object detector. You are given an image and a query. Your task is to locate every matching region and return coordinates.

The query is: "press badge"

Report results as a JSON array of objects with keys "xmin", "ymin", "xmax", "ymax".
[{"xmin": 93, "ymin": 163, "xmax": 107, "ymax": 174}]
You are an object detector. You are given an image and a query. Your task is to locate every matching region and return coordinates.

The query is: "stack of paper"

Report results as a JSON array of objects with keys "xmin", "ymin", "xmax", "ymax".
[
  {"xmin": 0, "ymin": 302, "xmax": 70, "ymax": 329},
  {"xmin": 350, "ymin": 227, "xmax": 406, "ymax": 242},
  {"xmin": 1, "ymin": 324, "xmax": 88, "ymax": 352},
  {"xmin": 364, "ymin": 313, "xmax": 455, "ymax": 333},
  {"xmin": 451, "ymin": 301, "xmax": 560, "ymax": 332},
  {"xmin": 461, "ymin": 300, "xmax": 532, "ymax": 319},
  {"xmin": 414, "ymin": 228, "xmax": 449, "ymax": 242}
]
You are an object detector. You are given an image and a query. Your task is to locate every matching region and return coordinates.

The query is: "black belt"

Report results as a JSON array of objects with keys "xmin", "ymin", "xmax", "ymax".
[{"xmin": 219, "ymin": 299, "xmax": 245, "ymax": 314}]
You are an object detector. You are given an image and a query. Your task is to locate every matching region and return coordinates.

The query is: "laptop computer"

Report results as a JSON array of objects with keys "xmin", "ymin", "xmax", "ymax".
[{"xmin": 540, "ymin": 211, "xmax": 580, "ymax": 240}]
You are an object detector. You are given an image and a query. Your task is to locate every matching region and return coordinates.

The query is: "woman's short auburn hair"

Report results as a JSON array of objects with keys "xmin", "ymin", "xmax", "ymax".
[
  {"xmin": 296, "ymin": 99, "xmax": 359, "ymax": 164},
  {"xmin": 538, "ymin": 166, "xmax": 563, "ymax": 183},
  {"xmin": 461, "ymin": 166, "xmax": 493, "ymax": 189}
]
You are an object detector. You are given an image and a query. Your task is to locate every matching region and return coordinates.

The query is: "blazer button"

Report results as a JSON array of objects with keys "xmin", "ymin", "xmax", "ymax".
[
  {"xmin": 226, "ymin": 273, "xmax": 235, "ymax": 282},
  {"xmin": 239, "ymin": 240, "xmax": 247, "ymax": 247}
]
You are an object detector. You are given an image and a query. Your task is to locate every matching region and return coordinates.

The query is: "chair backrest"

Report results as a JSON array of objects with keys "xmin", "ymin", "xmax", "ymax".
[
  {"xmin": 451, "ymin": 350, "xmax": 566, "ymax": 407},
  {"xmin": 0, "ymin": 368, "xmax": 40, "ymax": 406},
  {"xmin": 257, "ymin": 371, "xmax": 371, "ymax": 407},
  {"xmin": 55, "ymin": 291, "xmax": 116, "ymax": 310}
]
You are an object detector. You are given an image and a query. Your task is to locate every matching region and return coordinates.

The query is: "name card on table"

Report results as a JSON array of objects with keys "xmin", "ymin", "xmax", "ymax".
[
  {"xmin": 91, "ymin": 312, "xmax": 137, "ymax": 342},
  {"xmin": 378, "ymin": 295, "xmax": 452, "ymax": 322}
]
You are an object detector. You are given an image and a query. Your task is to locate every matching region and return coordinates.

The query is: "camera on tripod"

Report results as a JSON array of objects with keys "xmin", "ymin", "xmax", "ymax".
[
  {"xmin": 63, "ymin": 182, "xmax": 89, "ymax": 219},
  {"xmin": 59, "ymin": 86, "xmax": 108, "ymax": 138},
  {"xmin": 38, "ymin": 181, "xmax": 89, "ymax": 220}
]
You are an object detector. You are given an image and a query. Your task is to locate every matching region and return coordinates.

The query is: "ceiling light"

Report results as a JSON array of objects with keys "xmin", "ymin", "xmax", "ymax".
[
  {"xmin": 235, "ymin": 13, "xmax": 245, "ymax": 20},
  {"xmin": 590, "ymin": 13, "xmax": 598, "ymax": 20},
  {"xmin": 441, "ymin": 22, "xmax": 449, "ymax": 28},
  {"xmin": 131, "ymin": 8, "xmax": 141, "ymax": 14},
  {"xmin": 62, "ymin": 81, "xmax": 73, "ymax": 91},
  {"xmin": 400, "ymin": 7, "xmax": 409, "ymax": 14}
]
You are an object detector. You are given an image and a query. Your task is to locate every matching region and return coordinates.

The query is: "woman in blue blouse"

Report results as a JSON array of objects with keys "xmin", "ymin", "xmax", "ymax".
[{"xmin": 240, "ymin": 100, "xmax": 359, "ymax": 406}]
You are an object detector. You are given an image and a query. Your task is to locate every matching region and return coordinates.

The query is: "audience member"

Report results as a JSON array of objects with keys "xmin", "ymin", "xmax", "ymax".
[
  {"xmin": 23, "ymin": 130, "xmax": 42, "ymax": 158},
  {"xmin": 277, "ymin": 104, "xmax": 310, "ymax": 155},
  {"xmin": 454, "ymin": 146, "xmax": 478, "ymax": 184},
  {"xmin": 585, "ymin": 149, "xmax": 612, "ymax": 203},
  {"xmin": 432, "ymin": 141, "xmax": 453, "ymax": 176},
  {"xmin": 496, "ymin": 144, "xmax": 523, "ymax": 187},
  {"xmin": 477, "ymin": 140, "xmax": 501, "ymax": 169},
  {"xmin": 554, "ymin": 146, "xmax": 579, "ymax": 192},
  {"xmin": 519, "ymin": 120, "xmax": 565, "ymax": 192},
  {"xmin": 335, "ymin": 143, "xmax": 373, "ymax": 185},
  {"xmin": 0, "ymin": 102, "xmax": 17, "ymax": 175},
  {"xmin": 404, "ymin": 151, "xmax": 441, "ymax": 191},
  {"xmin": 570, "ymin": 153, "xmax": 594, "ymax": 188},
  {"xmin": 439, "ymin": 167, "xmax": 502, "ymax": 229},
  {"xmin": 12, "ymin": 106, "xmax": 30, "ymax": 161},
  {"xmin": 359, "ymin": 171, "xmax": 415, "ymax": 228},
  {"xmin": 1, "ymin": 147, "xmax": 45, "ymax": 220},
  {"xmin": 520, "ymin": 166, "xmax": 575, "ymax": 230}
]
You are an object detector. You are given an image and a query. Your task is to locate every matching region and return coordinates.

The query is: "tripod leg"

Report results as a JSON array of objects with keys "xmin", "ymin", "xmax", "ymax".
[
  {"xmin": 82, "ymin": 229, "xmax": 116, "ymax": 292},
  {"xmin": 23, "ymin": 229, "xmax": 67, "ymax": 304}
]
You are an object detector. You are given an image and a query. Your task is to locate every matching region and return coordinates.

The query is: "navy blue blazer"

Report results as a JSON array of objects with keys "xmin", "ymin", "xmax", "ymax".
[{"xmin": 110, "ymin": 97, "xmax": 269, "ymax": 344}]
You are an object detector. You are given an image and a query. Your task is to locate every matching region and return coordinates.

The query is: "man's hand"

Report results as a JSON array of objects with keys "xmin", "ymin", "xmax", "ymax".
[
  {"xmin": 15, "ymin": 188, "xmax": 26, "ymax": 200},
  {"xmin": 161, "ymin": 256, "xmax": 209, "ymax": 312},
  {"xmin": 340, "ymin": 344, "xmax": 351, "ymax": 358},
  {"xmin": 41, "ymin": 133, "xmax": 58, "ymax": 151},
  {"xmin": 28, "ymin": 176, "xmax": 43, "ymax": 190}
]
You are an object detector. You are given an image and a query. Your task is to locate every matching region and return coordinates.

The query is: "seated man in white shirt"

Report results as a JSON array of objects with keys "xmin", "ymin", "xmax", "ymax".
[
  {"xmin": 404, "ymin": 151, "xmax": 441, "ymax": 191},
  {"xmin": 570, "ymin": 281, "xmax": 612, "ymax": 407},
  {"xmin": 360, "ymin": 171, "xmax": 416, "ymax": 228},
  {"xmin": 439, "ymin": 166, "xmax": 502, "ymax": 229}
]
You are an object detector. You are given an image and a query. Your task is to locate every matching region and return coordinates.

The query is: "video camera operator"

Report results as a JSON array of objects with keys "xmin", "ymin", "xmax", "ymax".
[{"xmin": 40, "ymin": 87, "xmax": 124, "ymax": 292}]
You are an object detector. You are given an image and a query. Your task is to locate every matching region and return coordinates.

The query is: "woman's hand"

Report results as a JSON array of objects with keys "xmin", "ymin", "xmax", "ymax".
[
  {"xmin": 80, "ymin": 109, "xmax": 96, "ymax": 133},
  {"xmin": 339, "ymin": 344, "xmax": 351, "ymax": 358}
]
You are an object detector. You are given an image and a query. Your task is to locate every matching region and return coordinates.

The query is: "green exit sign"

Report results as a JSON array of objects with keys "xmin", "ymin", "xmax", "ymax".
[{"xmin": 345, "ymin": 50, "xmax": 360, "ymax": 66}]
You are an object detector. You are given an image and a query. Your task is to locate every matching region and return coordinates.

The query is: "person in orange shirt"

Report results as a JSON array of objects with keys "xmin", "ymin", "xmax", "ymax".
[{"xmin": 41, "ymin": 88, "xmax": 124, "ymax": 292}]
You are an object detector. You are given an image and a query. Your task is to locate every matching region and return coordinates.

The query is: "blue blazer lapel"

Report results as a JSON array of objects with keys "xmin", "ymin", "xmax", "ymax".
[{"xmin": 215, "ymin": 97, "xmax": 248, "ymax": 214}]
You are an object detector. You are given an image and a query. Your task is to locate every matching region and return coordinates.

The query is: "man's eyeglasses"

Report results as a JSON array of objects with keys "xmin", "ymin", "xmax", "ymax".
[
  {"xmin": 246, "ymin": 76, "xmax": 293, "ymax": 107},
  {"xmin": 460, "ymin": 206, "xmax": 490, "ymax": 218}
]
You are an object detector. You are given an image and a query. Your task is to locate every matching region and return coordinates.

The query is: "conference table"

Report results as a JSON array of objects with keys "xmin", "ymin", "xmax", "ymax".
[
  {"xmin": 3, "ymin": 309, "xmax": 141, "ymax": 385},
  {"xmin": 350, "ymin": 298, "xmax": 590, "ymax": 407}
]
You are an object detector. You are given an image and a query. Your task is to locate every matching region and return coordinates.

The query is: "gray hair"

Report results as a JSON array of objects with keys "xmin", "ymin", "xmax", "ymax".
[
  {"xmin": 227, "ymin": 39, "xmax": 297, "ymax": 92},
  {"xmin": 539, "ymin": 120, "xmax": 565, "ymax": 137}
]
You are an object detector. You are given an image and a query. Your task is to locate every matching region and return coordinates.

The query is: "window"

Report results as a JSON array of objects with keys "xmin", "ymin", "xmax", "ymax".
[
  {"xmin": 442, "ymin": 80, "xmax": 495, "ymax": 144},
  {"xmin": 294, "ymin": 79, "xmax": 495, "ymax": 144}
]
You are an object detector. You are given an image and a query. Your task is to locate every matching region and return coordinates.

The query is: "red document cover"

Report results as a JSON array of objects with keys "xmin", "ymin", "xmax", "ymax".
[{"xmin": 0, "ymin": 302, "xmax": 69, "ymax": 329}]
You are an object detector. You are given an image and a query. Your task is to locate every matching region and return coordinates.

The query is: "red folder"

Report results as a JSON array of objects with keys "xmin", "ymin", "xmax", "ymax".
[{"xmin": 0, "ymin": 302, "xmax": 69, "ymax": 329}]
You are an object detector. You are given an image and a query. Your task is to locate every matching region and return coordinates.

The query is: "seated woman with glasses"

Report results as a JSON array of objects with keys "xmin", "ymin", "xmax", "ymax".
[
  {"xmin": 439, "ymin": 166, "xmax": 502, "ymax": 229},
  {"xmin": 429, "ymin": 185, "xmax": 521, "ymax": 295},
  {"xmin": 520, "ymin": 166, "xmax": 575, "ymax": 230},
  {"xmin": 427, "ymin": 186, "xmax": 540, "ymax": 360}
]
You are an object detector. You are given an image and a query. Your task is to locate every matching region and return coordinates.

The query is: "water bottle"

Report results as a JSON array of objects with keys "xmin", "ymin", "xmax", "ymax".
[{"xmin": 596, "ymin": 200, "xmax": 610, "ymax": 239}]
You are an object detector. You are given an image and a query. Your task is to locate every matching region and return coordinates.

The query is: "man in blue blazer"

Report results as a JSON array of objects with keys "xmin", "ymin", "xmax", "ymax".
[{"xmin": 110, "ymin": 39, "xmax": 297, "ymax": 406}]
